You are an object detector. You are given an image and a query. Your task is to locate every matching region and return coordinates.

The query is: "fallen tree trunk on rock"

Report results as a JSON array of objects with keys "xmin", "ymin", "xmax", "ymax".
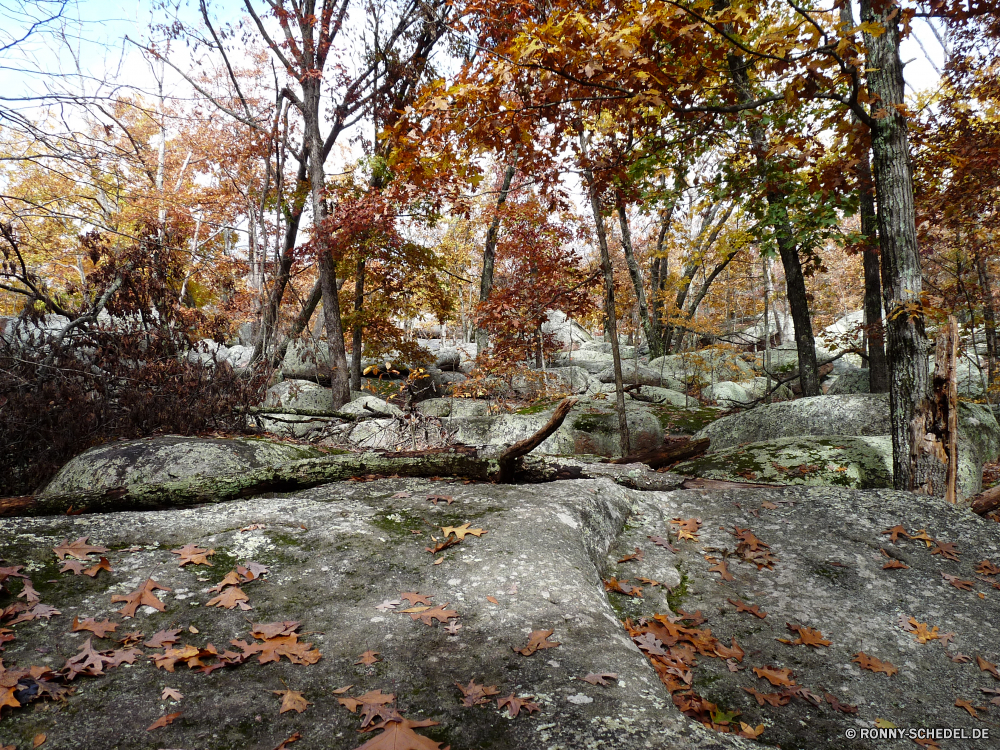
[
  {"xmin": 610, "ymin": 437, "xmax": 710, "ymax": 470},
  {"xmin": 970, "ymin": 484, "xmax": 1000, "ymax": 517},
  {"xmin": 497, "ymin": 397, "xmax": 578, "ymax": 482}
]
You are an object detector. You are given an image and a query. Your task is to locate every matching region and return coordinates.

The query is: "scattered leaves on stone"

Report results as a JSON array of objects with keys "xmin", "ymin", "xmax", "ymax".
[
  {"xmin": 161, "ymin": 687, "xmax": 183, "ymax": 701},
  {"xmin": 929, "ymin": 541, "xmax": 960, "ymax": 561},
  {"xmin": 647, "ymin": 535, "xmax": 677, "ymax": 553},
  {"xmin": 753, "ymin": 666, "xmax": 795, "ymax": 687},
  {"xmin": 603, "ymin": 578, "xmax": 642, "ymax": 597},
  {"xmin": 353, "ymin": 717, "xmax": 446, "ymax": 750},
  {"xmin": 426, "ymin": 494, "xmax": 454, "ymax": 505},
  {"xmin": 356, "ymin": 650, "xmax": 380, "ymax": 666},
  {"xmin": 617, "ymin": 547, "xmax": 644, "ymax": 563},
  {"xmin": 408, "ymin": 603, "xmax": 458, "ymax": 626},
  {"xmin": 206, "ymin": 586, "xmax": 251, "ymax": 610},
  {"xmin": 669, "ymin": 518, "xmax": 701, "ymax": 540},
  {"xmin": 881, "ymin": 525, "xmax": 910, "ymax": 543},
  {"xmin": 743, "ymin": 687, "xmax": 790, "ymax": 706},
  {"xmin": 977, "ymin": 655, "xmax": 1000, "ymax": 680}
]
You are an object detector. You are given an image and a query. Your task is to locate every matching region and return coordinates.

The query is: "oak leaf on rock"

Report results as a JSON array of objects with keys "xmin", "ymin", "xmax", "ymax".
[
  {"xmin": 514, "ymin": 629, "xmax": 560, "ymax": 656},
  {"xmin": 111, "ymin": 579, "xmax": 170, "ymax": 617}
]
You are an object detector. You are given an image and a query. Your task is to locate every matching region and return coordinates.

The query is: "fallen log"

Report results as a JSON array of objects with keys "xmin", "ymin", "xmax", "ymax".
[
  {"xmin": 610, "ymin": 438, "xmax": 710, "ymax": 470},
  {"xmin": 970, "ymin": 485, "xmax": 1000, "ymax": 516},
  {"xmin": 497, "ymin": 397, "xmax": 578, "ymax": 483}
]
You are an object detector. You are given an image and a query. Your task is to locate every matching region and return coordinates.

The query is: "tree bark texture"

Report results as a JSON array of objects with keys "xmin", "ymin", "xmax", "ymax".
[
  {"xmin": 497, "ymin": 397, "xmax": 577, "ymax": 482},
  {"xmin": 617, "ymin": 202, "xmax": 661, "ymax": 357},
  {"xmin": 927, "ymin": 317, "xmax": 959, "ymax": 502},
  {"xmin": 584, "ymin": 163, "xmax": 630, "ymax": 457},
  {"xmin": 975, "ymin": 248, "xmax": 997, "ymax": 388},
  {"xmin": 860, "ymin": 0, "xmax": 938, "ymax": 492},
  {"xmin": 476, "ymin": 161, "xmax": 517, "ymax": 356},
  {"xmin": 350, "ymin": 257, "xmax": 366, "ymax": 391}
]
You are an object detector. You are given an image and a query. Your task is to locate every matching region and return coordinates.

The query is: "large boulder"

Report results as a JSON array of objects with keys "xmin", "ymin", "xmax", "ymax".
[
  {"xmin": 628, "ymin": 385, "xmax": 700, "ymax": 408},
  {"xmin": 551, "ymin": 351, "xmax": 615, "ymax": 374},
  {"xmin": 40, "ymin": 436, "xmax": 321, "ymax": 499},
  {"xmin": 280, "ymin": 338, "xmax": 330, "ymax": 381},
  {"xmin": 701, "ymin": 380, "xmax": 752, "ymax": 407},
  {"xmin": 540, "ymin": 309, "xmax": 594, "ymax": 349},
  {"xmin": 648, "ymin": 347, "xmax": 755, "ymax": 386},
  {"xmin": 827, "ymin": 366, "xmax": 870, "ymax": 395},
  {"xmin": 595, "ymin": 362, "xmax": 685, "ymax": 391},
  {"xmin": 415, "ymin": 398, "xmax": 490, "ymax": 419},
  {"xmin": 264, "ymin": 379, "xmax": 335, "ymax": 413},
  {"xmin": 2, "ymin": 475, "xmax": 998, "ymax": 749},
  {"xmin": 434, "ymin": 347, "xmax": 462, "ymax": 371},
  {"xmin": 692, "ymin": 395, "xmax": 1000, "ymax": 500},
  {"xmin": 339, "ymin": 394, "xmax": 404, "ymax": 418}
]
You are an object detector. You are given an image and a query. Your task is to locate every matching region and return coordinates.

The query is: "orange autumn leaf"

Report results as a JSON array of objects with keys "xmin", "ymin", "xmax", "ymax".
[
  {"xmin": 274, "ymin": 689, "xmax": 311, "ymax": 714},
  {"xmin": 852, "ymin": 652, "xmax": 898, "ymax": 676},
  {"xmin": 147, "ymin": 711, "xmax": 181, "ymax": 730}
]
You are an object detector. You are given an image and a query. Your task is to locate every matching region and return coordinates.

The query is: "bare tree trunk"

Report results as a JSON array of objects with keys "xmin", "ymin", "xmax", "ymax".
[
  {"xmin": 350, "ymin": 257, "xmax": 366, "ymax": 391},
  {"xmin": 617, "ymin": 201, "xmax": 661, "ymax": 357},
  {"xmin": 476, "ymin": 160, "xmax": 517, "ymax": 356},
  {"xmin": 975, "ymin": 247, "xmax": 997, "ymax": 388},
  {"xmin": 861, "ymin": 0, "xmax": 940, "ymax": 493},
  {"xmin": 581, "ymin": 133, "xmax": 629, "ymax": 456},
  {"xmin": 932, "ymin": 318, "xmax": 959, "ymax": 503}
]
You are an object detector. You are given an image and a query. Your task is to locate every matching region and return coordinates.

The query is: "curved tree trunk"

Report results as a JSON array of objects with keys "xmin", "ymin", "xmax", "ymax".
[
  {"xmin": 476, "ymin": 160, "xmax": 517, "ymax": 356},
  {"xmin": 617, "ymin": 201, "xmax": 661, "ymax": 357}
]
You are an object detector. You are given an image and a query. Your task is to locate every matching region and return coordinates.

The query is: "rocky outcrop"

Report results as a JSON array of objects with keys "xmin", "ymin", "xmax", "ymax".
[{"xmin": 2, "ymin": 476, "xmax": 997, "ymax": 749}]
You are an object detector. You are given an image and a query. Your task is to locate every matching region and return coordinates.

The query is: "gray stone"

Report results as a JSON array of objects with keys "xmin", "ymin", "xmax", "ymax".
[
  {"xmin": 578, "ymin": 341, "xmax": 636, "ymax": 358},
  {"xmin": 280, "ymin": 338, "xmax": 330, "ymax": 380},
  {"xmin": 596, "ymin": 361, "xmax": 685, "ymax": 391},
  {"xmin": 415, "ymin": 398, "xmax": 490, "ymax": 419},
  {"xmin": 827, "ymin": 366, "xmax": 870, "ymax": 395},
  {"xmin": 628, "ymin": 385, "xmax": 699, "ymax": 408},
  {"xmin": 40, "ymin": 436, "xmax": 321, "ymax": 498},
  {"xmin": 340, "ymin": 394, "xmax": 404, "ymax": 418},
  {"xmin": 742, "ymin": 376, "xmax": 794, "ymax": 401},
  {"xmin": 701, "ymin": 380, "xmax": 752, "ymax": 407},
  {"xmin": 647, "ymin": 348, "xmax": 755, "ymax": 386},
  {"xmin": 551, "ymin": 351, "xmax": 615, "ymax": 374},
  {"xmin": 546, "ymin": 365, "xmax": 594, "ymax": 394},
  {"xmin": 264, "ymin": 379, "xmax": 335, "ymax": 413},
  {"xmin": 540, "ymin": 309, "xmax": 594, "ymax": 348},
  {"xmin": 259, "ymin": 413, "xmax": 338, "ymax": 440},
  {"xmin": 348, "ymin": 417, "xmax": 402, "ymax": 448},
  {"xmin": 434, "ymin": 347, "xmax": 462, "ymax": 371}
]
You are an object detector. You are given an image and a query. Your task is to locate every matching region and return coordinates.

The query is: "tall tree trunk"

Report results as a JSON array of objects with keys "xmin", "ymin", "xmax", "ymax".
[
  {"xmin": 975, "ymin": 247, "xmax": 997, "ymax": 389},
  {"xmin": 841, "ymin": 0, "xmax": 889, "ymax": 394},
  {"xmin": 273, "ymin": 278, "xmax": 322, "ymax": 366},
  {"xmin": 304, "ymin": 81, "xmax": 350, "ymax": 408},
  {"xmin": 581, "ymin": 135, "xmax": 629, "ymax": 455},
  {"xmin": 476, "ymin": 160, "xmax": 517, "ymax": 356},
  {"xmin": 727, "ymin": 53, "xmax": 820, "ymax": 396},
  {"xmin": 350, "ymin": 257, "xmax": 366, "ymax": 391},
  {"xmin": 860, "ymin": 0, "xmax": 940, "ymax": 493},
  {"xmin": 617, "ymin": 201, "xmax": 661, "ymax": 357}
]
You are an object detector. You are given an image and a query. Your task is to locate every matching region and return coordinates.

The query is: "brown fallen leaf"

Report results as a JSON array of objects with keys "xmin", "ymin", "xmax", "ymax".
[
  {"xmin": 580, "ymin": 672, "xmax": 618, "ymax": 686},
  {"xmin": 486, "ymin": 596, "xmax": 499, "ymax": 604},
  {"xmin": 53, "ymin": 537, "xmax": 109, "ymax": 560},
  {"xmin": 976, "ymin": 655, "xmax": 1000, "ymax": 680},
  {"xmin": 83, "ymin": 557, "xmax": 112, "ymax": 578},
  {"xmin": 514, "ymin": 629, "xmax": 560, "ymax": 656},
  {"xmin": 354, "ymin": 717, "xmax": 446, "ymax": 750},
  {"xmin": 207, "ymin": 570, "xmax": 242, "ymax": 592},
  {"xmin": 881, "ymin": 525, "xmax": 910, "ymax": 543},
  {"xmin": 332, "ymin": 685, "xmax": 354, "ymax": 695},
  {"xmin": 852, "ymin": 652, "xmax": 898, "ymax": 677},
  {"xmin": 955, "ymin": 698, "xmax": 978, "ymax": 718},
  {"xmin": 738, "ymin": 722, "xmax": 766, "ymax": 739},
  {"xmin": 400, "ymin": 592, "xmax": 433, "ymax": 606},
  {"xmin": 441, "ymin": 523, "xmax": 487, "ymax": 540},
  {"xmin": 715, "ymin": 637, "xmax": 744, "ymax": 662},
  {"xmin": 946, "ymin": 651, "xmax": 972, "ymax": 663},
  {"xmin": 603, "ymin": 578, "xmax": 642, "ymax": 597},
  {"xmin": 426, "ymin": 494, "xmax": 454, "ymax": 505},
  {"xmin": 111, "ymin": 579, "xmax": 171, "ymax": 617},
  {"xmin": 942, "ymin": 572, "xmax": 974, "ymax": 591},
  {"xmin": 144, "ymin": 628, "xmax": 182, "ymax": 648},
  {"xmin": 497, "ymin": 694, "xmax": 540, "ymax": 718},
  {"xmin": 909, "ymin": 529, "xmax": 935, "ymax": 547},
  {"xmin": 338, "ymin": 689, "xmax": 395, "ymax": 713},
  {"xmin": 409, "ymin": 604, "xmax": 458, "ymax": 626},
  {"xmin": 727, "ymin": 599, "xmax": 767, "ymax": 618},
  {"xmin": 171, "ymin": 544, "xmax": 214, "ymax": 566},
  {"xmin": 753, "ymin": 666, "xmax": 795, "ymax": 687},
  {"xmin": 882, "ymin": 559, "xmax": 909, "ymax": 570},
  {"xmin": 455, "ymin": 679, "xmax": 500, "ymax": 706},
  {"xmin": 206, "ymin": 586, "xmax": 250, "ymax": 610},
  {"xmin": 58, "ymin": 560, "xmax": 89, "ymax": 575},
  {"xmin": 617, "ymin": 547, "xmax": 644, "ymax": 564},
  {"xmin": 251, "ymin": 621, "xmax": 301, "ymax": 639},
  {"xmin": 825, "ymin": 693, "xmax": 858, "ymax": 713},
  {"xmin": 72, "ymin": 616, "xmax": 117, "ymax": 639},
  {"xmin": 669, "ymin": 517, "xmax": 701, "ymax": 540},
  {"xmin": 778, "ymin": 623, "xmax": 831, "ymax": 648},
  {"xmin": 274, "ymin": 689, "xmax": 311, "ymax": 714},
  {"xmin": 647, "ymin": 535, "xmax": 677, "ymax": 553},
  {"xmin": 1, "ymin": 686, "xmax": 20, "ymax": 709},
  {"xmin": 147, "ymin": 711, "xmax": 181, "ymax": 730},
  {"xmin": 974, "ymin": 559, "xmax": 1000, "ymax": 576},
  {"xmin": 356, "ymin": 650, "xmax": 380, "ymax": 666},
  {"xmin": 161, "ymin": 687, "xmax": 183, "ymax": 701},
  {"xmin": 707, "ymin": 559, "xmax": 734, "ymax": 582},
  {"xmin": 907, "ymin": 618, "xmax": 940, "ymax": 644},
  {"xmin": 761, "ymin": 501, "xmax": 778, "ymax": 510},
  {"xmin": 743, "ymin": 687, "xmax": 789, "ymax": 706},
  {"xmin": 32, "ymin": 734, "xmax": 45, "ymax": 748},
  {"xmin": 929, "ymin": 540, "xmax": 960, "ymax": 561},
  {"xmin": 425, "ymin": 538, "xmax": 461, "ymax": 555},
  {"xmin": 273, "ymin": 733, "xmax": 302, "ymax": 750}
]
